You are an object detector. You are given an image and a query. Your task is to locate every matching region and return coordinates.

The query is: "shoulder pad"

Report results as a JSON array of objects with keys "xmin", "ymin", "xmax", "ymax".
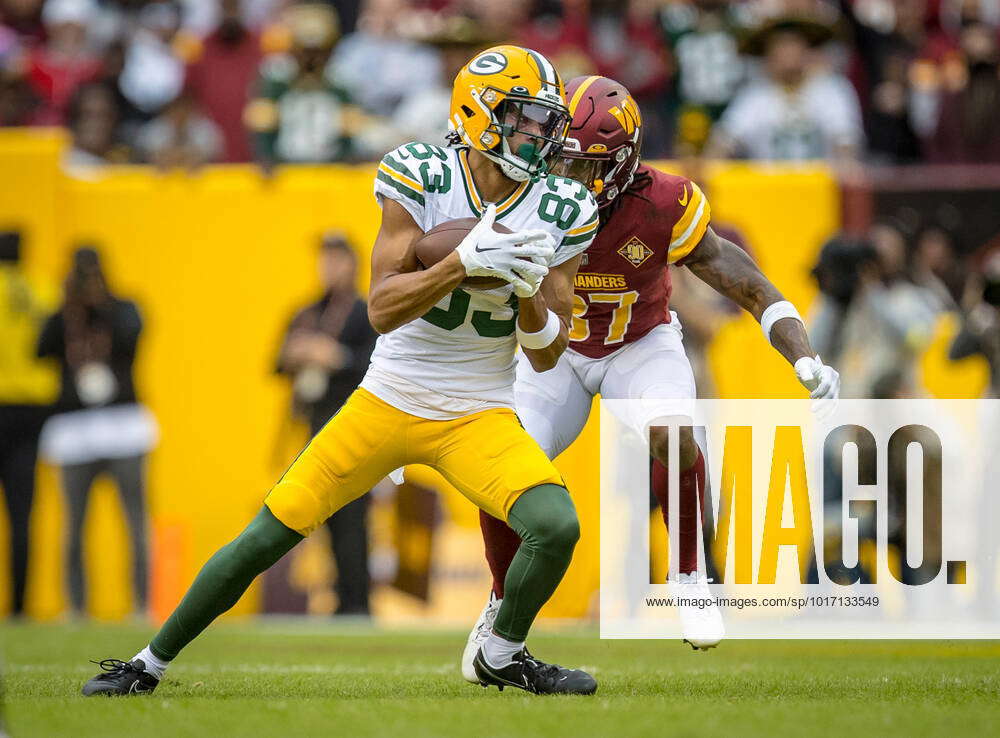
[{"xmin": 389, "ymin": 142, "xmax": 454, "ymax": 194}]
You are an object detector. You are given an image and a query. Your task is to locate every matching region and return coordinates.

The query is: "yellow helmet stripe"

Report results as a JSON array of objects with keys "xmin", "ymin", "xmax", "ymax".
[{"xmin": 567, "ymin": 75, "xmax": 602, "ymax": 116}]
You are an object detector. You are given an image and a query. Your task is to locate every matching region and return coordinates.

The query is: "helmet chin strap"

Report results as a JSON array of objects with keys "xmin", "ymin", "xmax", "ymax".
[
  {"xmin": 483, "ymin": 149, "xmax": 531, "ymax": 182},
  {"xmin": 484, "ymin": 137, "xmax": 548, "ymax": 182}
]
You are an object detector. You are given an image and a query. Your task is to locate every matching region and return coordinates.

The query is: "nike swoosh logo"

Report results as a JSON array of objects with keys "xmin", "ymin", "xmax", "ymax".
[
  {"xmin": 129, "ymin": 681, "xmax": 152, "ymax": 694},
  {"xmin": 678, "ymin": 186, "xmax": 689, "ymax": 207},
  {"xmin": 475, "ymin": 245, "xmax": 500, "ymax": 252},
  {"xmin": 477, "ymin": 660, "xmax": 530, "ymax": 689}
]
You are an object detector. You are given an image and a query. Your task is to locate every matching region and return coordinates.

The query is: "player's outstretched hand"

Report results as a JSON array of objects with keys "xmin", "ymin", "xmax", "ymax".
[
  {"xmin": 456, "ymin": 204, "xmax": 555, "ymax": 291},
  {"xmin": 794, "ymin": 354, "xmax": 840, "ymax": 421}
]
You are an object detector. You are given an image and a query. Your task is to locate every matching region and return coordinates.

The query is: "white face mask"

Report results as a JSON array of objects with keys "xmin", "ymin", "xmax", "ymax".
[
  {"xmin": 76, "ymin": 361, "xmax": 117, "ymax": 406},
  {"xmin": 479, "ymin": 95, "xmax": 569, "ymax": 182}
]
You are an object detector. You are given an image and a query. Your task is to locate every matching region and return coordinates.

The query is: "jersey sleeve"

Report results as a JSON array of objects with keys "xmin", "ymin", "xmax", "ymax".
[
  {"xmin": 551, "ymin": 184, "xmax": 599, "ymax": 267},
  {"xmin": 373, "ymin": 144, "xmax": 427, "ymax": 228},
  {"xmin": 667, "ymin": 179, "xmax": 711, "ymax": 264}
]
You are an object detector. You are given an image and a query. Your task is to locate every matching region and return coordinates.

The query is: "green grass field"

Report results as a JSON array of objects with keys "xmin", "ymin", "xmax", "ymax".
[{"xmin": 2, "ymin": 621, "xmax": 997, "ymax": 737}]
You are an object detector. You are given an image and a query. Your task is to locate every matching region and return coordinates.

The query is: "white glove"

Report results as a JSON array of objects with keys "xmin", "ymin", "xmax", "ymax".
[
  {"xmin": 794, "ymin": 354, "xmax": 840, "ymax": 421},
  {"xmin": 795, "ymin": 355, "xmax": 840, "ymax": 399},
  {"xmin": 511, "ymin": 232, "xmax": 557, "ymax": 298},
  {"xmin": 456, "ymin": 204, "xmax": 554, "ymax": 294}
]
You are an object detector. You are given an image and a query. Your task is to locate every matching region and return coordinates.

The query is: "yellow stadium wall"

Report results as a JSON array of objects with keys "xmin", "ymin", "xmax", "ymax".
[{"xmin": 0, "ymin": 130, "xmax": 982, "ymax": 622}]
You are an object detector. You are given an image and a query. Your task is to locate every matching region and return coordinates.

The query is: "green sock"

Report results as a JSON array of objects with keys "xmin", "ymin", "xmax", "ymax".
[
  {"xmin": 150, "ymin": 505, "xmax": 302, "ymax": 661},
  {"xmin": 492, "ymin": 483, "xmax": 580, "ymax": 642}
]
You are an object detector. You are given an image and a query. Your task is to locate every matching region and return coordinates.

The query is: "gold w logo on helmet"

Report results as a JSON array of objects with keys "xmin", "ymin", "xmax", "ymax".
[{"xmin": 607, "ymin": 96, "xmax": 642, "ymax": 136}]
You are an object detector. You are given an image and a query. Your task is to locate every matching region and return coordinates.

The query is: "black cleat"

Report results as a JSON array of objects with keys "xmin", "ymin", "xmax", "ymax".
[
  {"xmin": 81, "ymin": 659, "xmax": 159, "ymax": 696},
  {"xmin": 473, "ymin": 647, "xmax": 597, "ymax": 695}
]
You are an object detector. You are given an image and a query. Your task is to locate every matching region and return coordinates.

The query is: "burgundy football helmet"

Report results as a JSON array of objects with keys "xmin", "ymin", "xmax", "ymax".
[{"xmin": 551, "ymin": 75, "xmax": 643, "ymax": 208}]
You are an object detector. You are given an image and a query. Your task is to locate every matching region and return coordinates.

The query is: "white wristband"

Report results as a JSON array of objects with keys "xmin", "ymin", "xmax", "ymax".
[
  {"xmin": 517, "ymin": 309, "xmax": 561, "ymax": 350},
  {"xmin": 760, "ymin": 300, "xmax": 803, "ymax": 344}
]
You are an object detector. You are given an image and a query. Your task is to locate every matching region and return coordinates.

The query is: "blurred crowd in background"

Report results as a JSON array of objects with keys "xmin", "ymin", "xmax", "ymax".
[{"xmin": 1, "ymin": 0, "xmax": 1000, "ymax": 168}]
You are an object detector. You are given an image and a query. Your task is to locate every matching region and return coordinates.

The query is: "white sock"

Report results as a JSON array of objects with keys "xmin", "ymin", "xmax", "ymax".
[
  {"xmin": 482, "ymin": 632, "xmax": 524, "ymax": 669},
  {"xmin": 133, "ymin": 646, "xmax": 170, "ymax": 680}
]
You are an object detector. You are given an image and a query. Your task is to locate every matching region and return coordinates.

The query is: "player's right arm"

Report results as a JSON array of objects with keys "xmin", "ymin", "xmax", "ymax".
[
  {"xmin": 367, "ymin": 198, "xmax": 466, "ymax": 335},
  {"xmin": 682, "ymin": 226, "xmax": 840, "ymax": 401},
  {"xmin": 683, "ymin": 227, "xmax": 806, "ymax": 357}
]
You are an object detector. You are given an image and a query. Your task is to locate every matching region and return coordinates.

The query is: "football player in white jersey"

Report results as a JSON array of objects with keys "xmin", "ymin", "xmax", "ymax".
[{"xmin": 81, "ymin": 45, "xmax": 601, "ymax": 698}]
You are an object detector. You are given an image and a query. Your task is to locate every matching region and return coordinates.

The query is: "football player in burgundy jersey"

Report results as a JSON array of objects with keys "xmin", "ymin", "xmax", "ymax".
[{"xmin": 461, "ymin": 76, "xmax": 841, "ymax": 681}]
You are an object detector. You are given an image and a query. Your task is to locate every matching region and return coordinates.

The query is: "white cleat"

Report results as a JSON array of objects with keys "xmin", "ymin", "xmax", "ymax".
[
  {"xmin": 668, "ymin": 572, "xmax": 725, "ymax": 650},
  {"xmin": 461, "ymin": 592, "xmax": 502, "ymax": 683}
]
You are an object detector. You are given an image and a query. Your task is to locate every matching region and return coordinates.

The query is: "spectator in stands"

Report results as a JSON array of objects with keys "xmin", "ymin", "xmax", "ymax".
[
  {"xmin": 708, "ymin": 17, "xmax": 864, "ymax": 161},
  {"xmin": 838, "ymin": 0, "xmax": 927, "ymax": 162},
  {"xmin": 922, "ymin": 20, "xmax": 1000, "ymax": 162},
  {"xmin": 95, "ymin": 38, "xmax": 147, "ymax": 143},
  {"xmin": 329, "ymin": 0, "xmax": 439, "ymax": 118},
  {"xmin": 37, "ymin": 246, "xmax": 156, "ymax": 617},
  {"xmin": 179, "ymin": 0, "xmax": 298, "ymax": 35},
  {"xmin": 506, "ymin": 0, "xmax": 671, "ymax": 155},
  {"xmin": 811, "ymin": 220, "xmax": 943, "ymax": 397},
  {"xmin": 464, "ymin": 0, "xmax": 531, "ymax": 42},
  {"xmin": 659, "ymin": 0, "xmax": 753, "ymax": 156},
  {"xmin": 1, "ymin": 0, "xmax": 45, "ymax": 47},
  {"xmin": 177, "ymin": 0, "xmax": 222, "ymax": 37},
  {"xmin": 0, "ymin": 231, "xmax": 56, "ymax": 617},
  {"xmin": 0, "ymin": 5, "xmax": 37, "ymax": 125},
  {"xmin": 245, "ymin": 3, "xmax": 355, "ymax": 165},
  {"xmin": 369, "ymin": 15, "xmax": 493, "ymax": 154},
  {"xmin": 63, "ymin": 81, "xmax": 129, "ymax": 171},
  {"xmin": 0, "ymin": 68, "xmax": 42, "ymax": 127},
  {"xmin": 275, "ymin": 232, "xmax": 377, "ymax": 616},
  {"xmin": 25, "ymin": 0, "xmax": 103, "ymax": 125},
  {"xmin": 184, "ymin": 0, "xmax": 263, "ymax": 163},
  {"xmin": 590, "ymin": 0, "xmax": 673, "ymax": 157},
  {"xmin": 0, "ymin": 16, "xmax": 25, "ymax": 67},
  {"xmin": 950, "ymin": 247, "xmax": 1000, "ymax": 397},
  {"xmin": 937, "ymin": 0, "xmax": 1000, "ymax": 41},
  {"xmin": 118, "ymin": 0, "xmax": 185, "ymax": 117},
  {"xmin": 515, "ymin": 0, "xmax": 594, "ymax": 82},
  {"xmin": 135, "ymin": 90, "xmax": 223, "ymax": 168},
  {"xmin": 912, "ymin": 222, "xmax": 963, "ymax": 307}
]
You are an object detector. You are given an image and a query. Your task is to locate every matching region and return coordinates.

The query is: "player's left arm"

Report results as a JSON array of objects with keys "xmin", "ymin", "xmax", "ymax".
[
  {"xmin": 681, "ymin": 227, "xmax": 840, "ymax": 400},
  {"xmin": 517, "ymin": 253, "xmax": 582, "ymax": 373}
]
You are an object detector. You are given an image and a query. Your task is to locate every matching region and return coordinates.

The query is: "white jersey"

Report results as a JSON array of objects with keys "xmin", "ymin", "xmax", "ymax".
[{"xmin": 361, "ymin": 142, "xmax": 599, "ymax": 420}]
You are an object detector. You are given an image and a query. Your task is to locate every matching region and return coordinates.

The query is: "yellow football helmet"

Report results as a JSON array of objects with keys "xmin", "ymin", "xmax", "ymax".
[{"xmin": 449, "ymin": 45, "xmax": 570, "ymax": 182}]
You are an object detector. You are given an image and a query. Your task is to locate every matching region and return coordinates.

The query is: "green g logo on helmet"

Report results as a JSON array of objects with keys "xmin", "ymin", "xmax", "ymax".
[{"xmin": 469, "ymin": 52, "xmax": 508, "ymax": 75}]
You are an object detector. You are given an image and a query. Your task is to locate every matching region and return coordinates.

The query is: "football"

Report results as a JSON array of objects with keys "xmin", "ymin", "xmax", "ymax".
[{"xmin": 414, "ymin": 217, "xmax": 511, "ymax": 289}]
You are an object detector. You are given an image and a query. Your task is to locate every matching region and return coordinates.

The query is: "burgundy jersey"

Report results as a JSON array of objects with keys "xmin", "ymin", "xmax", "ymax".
[{"xmin": 569, "ymin": 166, "xmax": 712, "ymax": 358}]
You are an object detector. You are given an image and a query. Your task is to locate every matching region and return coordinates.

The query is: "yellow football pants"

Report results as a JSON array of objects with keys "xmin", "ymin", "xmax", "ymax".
[{"xmin": 265, "ymin": 388, "xmax": 564, "ymax": 536}]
